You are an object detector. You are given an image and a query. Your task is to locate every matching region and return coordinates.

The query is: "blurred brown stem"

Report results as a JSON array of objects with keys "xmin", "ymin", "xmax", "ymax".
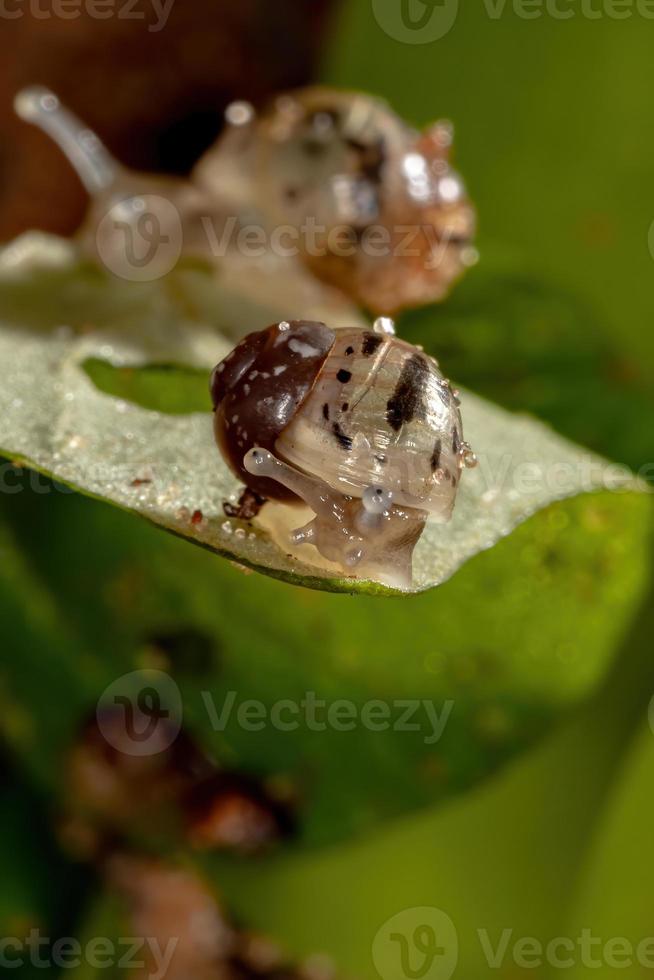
[{"xmin": 0, "ymin": 0, "xmax": 339, "ymax": 239}]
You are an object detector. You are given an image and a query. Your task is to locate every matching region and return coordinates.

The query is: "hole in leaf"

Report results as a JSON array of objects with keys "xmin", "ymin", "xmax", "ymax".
[{"xmin": 82, "ymin": 358, "xmax": 209, "ymax": 415}]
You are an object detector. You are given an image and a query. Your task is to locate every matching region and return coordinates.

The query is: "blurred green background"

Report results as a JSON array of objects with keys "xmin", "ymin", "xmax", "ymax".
[
  {"xmin": 1, "ymin": 1, "xmax": 654, "ymax": 978},
  {"xmin": 327, "ymin": 0, "xmax": 654, "ymax": 374}
]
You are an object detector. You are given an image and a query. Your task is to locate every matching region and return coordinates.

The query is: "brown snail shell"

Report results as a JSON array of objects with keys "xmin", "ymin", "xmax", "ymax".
[
  {"xmin": 210, "ymin": 319, "xmax": 336, "ymax": 500},
  {"xmin": 211, "ymin": 320, "xmax": 467, "ymax": 517}
]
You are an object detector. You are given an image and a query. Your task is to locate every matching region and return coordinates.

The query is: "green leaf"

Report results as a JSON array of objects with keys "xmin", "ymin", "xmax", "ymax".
[
  {"xmin": 0, "ymin": 234, "xmax": 643, "ymax": 595},
  {"xmin": 199, "ymin": 710, "xmax": 626, "ymax": 977},
  {"xmin": 0, "ymin": 785, "xmax": 51, "ymax": 940},
  {"xmin": 325, "ymin": 1, "xmax": 654, "ymax": 381},
  {"xmin": 82, "ymin": 359, "xmax": 209, "ymax": 415},
  {"xmin": 196, "ymin": 577, "xmax": 654, "ymax": 976},
  {"xmin": 0, "ymin": 518, "xmax": 114, "ymax": 785},
  {"xmin": 60, "ymin": 892, "xmax": 128, "ymax": 980},
  {"xmin": 1, "ymin": 477, "xmax": 650, "ymax": 846},
  {"xmin": 563, "ymin": 720, "xmax": 654, "ymax": 978},
  {"xmin": 0, "ymin": 767, "xmax": 91, "ymax": 974}
]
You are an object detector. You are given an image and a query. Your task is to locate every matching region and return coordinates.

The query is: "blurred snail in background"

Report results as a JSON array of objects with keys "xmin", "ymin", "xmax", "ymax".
[
  {"xmin": 211, "ymin": 317, "xmax": 476, "ymax": 589},
  {"xmin": 197, "ymin": 87, "xmax": 477, "ymax": 313},
  {"xmin": 15, "ymin": 85, "xmax": 476, "ymax": 314}
]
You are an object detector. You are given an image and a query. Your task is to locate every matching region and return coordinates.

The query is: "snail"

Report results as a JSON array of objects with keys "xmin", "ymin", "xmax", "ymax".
[
  {"xmin": 15, "ymin": 86, "xmax": 476, "ymax": 314},
  {"xmin": 211, "ymin": 317, "xmax": 476, "ymax": 588}
]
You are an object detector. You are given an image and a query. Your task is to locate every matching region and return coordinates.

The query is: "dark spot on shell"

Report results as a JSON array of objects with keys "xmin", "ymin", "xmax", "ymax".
[
  {"xmin": 332, "ymin": 422, "xmax": 353, "ymax": 451},
  {"xmin": 322, "ymin": 403, "xmax": 330, "ymax": 421},
  {"xmin": 345, "ymin": 135, "xmax": 386, "ymax": 184},
  {"xmin": 337, "ymin": 369, "xmax": 352, "ymax": 384},
  {"xmin": 345, "ymin": 346, "xmax": 354, "ymax": 356},
  {"xmin": 362, "ymin": 332, "xmax": 383, "ymax": 356},
  {"xmin": 341, "ymin": 402, "xmax": 349, "ymax": 412},
  {"xmin": 436, "ymin": 379, "xmax": 451, "ymax": 407},
  {"xmin": 386, "ymin": 354, "xmax": 430, "ymax": 432},
  {"xmin": 430, "ymin": 439, "xmax": 442, "ymax": 472}
]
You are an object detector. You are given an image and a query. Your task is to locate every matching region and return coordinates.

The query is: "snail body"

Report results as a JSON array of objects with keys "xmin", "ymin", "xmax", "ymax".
[{"xmin": 211, "ymin": 319, "xmax": 475, "ymax": 587}]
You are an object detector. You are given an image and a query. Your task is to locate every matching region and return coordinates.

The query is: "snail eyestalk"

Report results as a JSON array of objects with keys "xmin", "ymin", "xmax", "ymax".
[
  {"xmin": 244, "ymin": 448, "xmax": 426, "ymax": 589},
  {"xmin": 14, "ymin": 86, "xmax": 118, "ymax": 195}
]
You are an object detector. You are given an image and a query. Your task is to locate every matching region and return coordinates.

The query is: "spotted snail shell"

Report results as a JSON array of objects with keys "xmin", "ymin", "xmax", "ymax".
[{"xmin": 211, "ymin": 319, "xmax": 470, "ymax": 520}]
